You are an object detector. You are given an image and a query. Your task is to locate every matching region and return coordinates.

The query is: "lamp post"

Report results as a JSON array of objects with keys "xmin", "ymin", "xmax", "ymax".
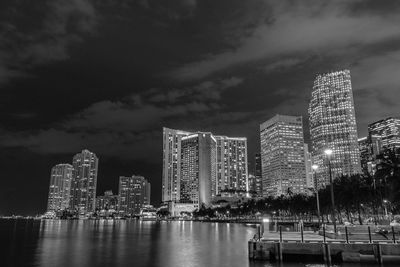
[
  {"xmin": 324, "ymin": 148, "xmax": 336, "ymax": 233},
  {"xmin": 383, "ymin": 199, "xmax": 388, "ymax": 217},
  {"xmin": 312, "ymin": 164, "xmax": 321, "ymax": 225}
]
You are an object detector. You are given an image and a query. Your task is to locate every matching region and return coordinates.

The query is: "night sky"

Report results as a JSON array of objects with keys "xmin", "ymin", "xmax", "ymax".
[{"xmin": 1, "ymin": 0, "xmax": 399, "ymax": 215}]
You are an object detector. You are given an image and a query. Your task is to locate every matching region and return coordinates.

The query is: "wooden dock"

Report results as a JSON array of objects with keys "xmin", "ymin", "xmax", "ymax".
[{"xmin": 249, "ymin": 230, "xmax": 400, "ymax": 264}]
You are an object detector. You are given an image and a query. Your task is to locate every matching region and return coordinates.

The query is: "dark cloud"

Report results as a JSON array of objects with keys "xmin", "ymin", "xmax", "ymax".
[{"xmin": 0, "ymin": 0, "xmax": 97, "ymax": 84}]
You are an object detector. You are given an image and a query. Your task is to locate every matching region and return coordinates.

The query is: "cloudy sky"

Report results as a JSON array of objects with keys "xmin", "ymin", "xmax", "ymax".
[{"xmin": 1, "ymin": 0, "xmax": 399, "ymax": 215}]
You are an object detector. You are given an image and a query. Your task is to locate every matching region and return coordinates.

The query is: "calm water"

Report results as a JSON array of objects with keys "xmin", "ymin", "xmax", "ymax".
[{"xmin": 1, "ymin": 219, "xmax": 382, "ymax": 267}]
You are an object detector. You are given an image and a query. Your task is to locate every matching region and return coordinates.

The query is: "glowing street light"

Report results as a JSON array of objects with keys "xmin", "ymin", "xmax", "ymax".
[{"xmin": 324, "ymin": 148, "xmax": 336, "ymax": 233}]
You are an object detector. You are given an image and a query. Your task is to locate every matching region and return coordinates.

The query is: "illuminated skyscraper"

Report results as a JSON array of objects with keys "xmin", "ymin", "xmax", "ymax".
[
  {"xmin": 368, "ymin": 117, "xmax": 400, "ymax": 150},
  {"xmin": 260, "ymin": 114, "xmax": 307, "ymax": 197},
  {"xmin": 118, "ymin": 175, "xmax": 151, "ymax": 216},
  {"xmin": 162, "ymin": 127, "xmax": 191, "ymax": 203},
  {"xmin": 47, "ymin": 164, "xmax": 73, "ymax": 212},
  {"xmin": 180, "ymin": 133, "xmax": 216, "ymax": 206},
  {"xmin": 69, "ymin": 149, "xmax": 99, "ymax": 214},
  {"xmin": 215, "ymin": 136, "xmax": 248, "ymax": 195},
  {"xmin": 309, "ymin": 70, "xmax": 361, "ymax": 186},
  {"xmin": 162, "ymin": 127, "xmax": 248, "ymax": 204}
]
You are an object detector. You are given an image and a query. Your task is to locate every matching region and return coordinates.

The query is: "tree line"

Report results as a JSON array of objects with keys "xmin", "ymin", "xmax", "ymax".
[{"xmin": 193, "ymin": 149, "xmax": 400, "ymax": 224}]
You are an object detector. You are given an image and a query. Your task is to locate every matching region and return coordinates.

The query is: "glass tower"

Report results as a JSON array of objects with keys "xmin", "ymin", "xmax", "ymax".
[
  {"xmin": 215, "ymin": 136, "xmax": 248, "ymax": 195},
  {"xmin": 260, "ymin": 114, "xmax": 307, "ymax": 197},
  {"xmin": 309, "ymin": 69, "xmax": 361, "ymax": 186}
]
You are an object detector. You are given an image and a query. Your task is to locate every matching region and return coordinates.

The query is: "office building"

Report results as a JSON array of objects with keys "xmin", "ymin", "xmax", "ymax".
[
  {"xmin": 180, "ymin": 132, "xmax": 216, "ymax": 206},
  {"xmin": 69, "ymin": 149, "xmax": 99, "ymax": 214},
  {"xmin": 308, "ymin": 70, "xmax": 361, "ymax": 186},
  {"xmin": 368, "ymin": 117, "xmax": 400, "ymax": 151},
  {"xmin": 162, "ymin": 127, "xmax": 191, "ymax": 203},
  {"xmin": 358, "ymin": 137, "xmax": 371, "ymax": 175},
  {"xmin": 260, "ymin": 114, "xmax": 307, "ymax": 197},
  {"xmin": 118, "ymin": 175, "xmax": 151, "ymax": 216},
  {"xmin": 47, "ymin": 164, "xmax": 73, "ymax": 211},
  {"xmin": 215, "ymin": 136, "xmax": 248, "ymax": 195}
]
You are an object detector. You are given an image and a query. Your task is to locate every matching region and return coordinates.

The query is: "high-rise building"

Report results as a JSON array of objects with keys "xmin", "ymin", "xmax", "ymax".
[
  {"xmin": 96, "ymin": 190, "xmax": 118, "ymax": 211},
  {"xmin": 254, "ymin": 153, "xmax": 262, "ymax": 196},
  {"xmin": 368, "ymin": 117, "xmax": 400, "ymax": 151},
  {"xmin": 180, "ymin": 133, "xmax": 216, "ymax": 206},
  {"xmin": 69, "ymin": 149, "xmax": 99, "ymax": 214},
  {"xmin": 47, "ymin": 164, "xmax": 73, "ymax": 212},
  {"xmin": 162, "ymin": 127, "xmax": 248, "ymax": 205},
  {"xmin": 304, "ymin": 144, "xmax": 314, "ymax": 190},
  {"xmin": 260, "ymin": 114, "xmax": 307, "ymax": 197},
  {"xmin": 308, "ymin": 70, "xmax": 361, "ymax": 186},
  {"xmin": 118, "ymin": 175, "xmax": 151, "ymax": 216},
  {"xmin": 162, "ymin": 127, "xmax": 191, "ymax": 203},
  {"xmin": 215, "ymin": 136, "xmax": 248, "ymax": 194},
  {"xmin": 358, "ymin": 137, "xmax": 371, "ymax": 175}
]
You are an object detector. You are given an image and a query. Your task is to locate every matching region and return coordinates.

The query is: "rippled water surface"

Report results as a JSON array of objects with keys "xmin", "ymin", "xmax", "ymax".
[{"xmin": 0, "ymin": 219, "xmax": 383, "ymax": 267}]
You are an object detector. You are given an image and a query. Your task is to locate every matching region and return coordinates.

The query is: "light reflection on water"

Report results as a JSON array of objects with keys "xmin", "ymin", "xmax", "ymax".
[{"xmin": 0, "ymin": 219, "xmax": 382, "ymax": 267}]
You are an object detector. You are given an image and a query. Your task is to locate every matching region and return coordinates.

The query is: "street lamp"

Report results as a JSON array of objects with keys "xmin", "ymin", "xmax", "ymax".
[
  {"xmin": 324, "ymin": 148, "xmax": 336, "ymax": 233},
  {"xmin": 312, "ymin": 164, "xmax": 321, "ymax": 225},
  {"xmin": 383, "ymin": 199, "xmax": 388, "ymax": 217}
]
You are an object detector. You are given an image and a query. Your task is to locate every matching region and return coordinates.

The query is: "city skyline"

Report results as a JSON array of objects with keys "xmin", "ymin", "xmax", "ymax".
[{"xmin": 1, "ymin": 1, "xmax": 400, "ymax": 215}]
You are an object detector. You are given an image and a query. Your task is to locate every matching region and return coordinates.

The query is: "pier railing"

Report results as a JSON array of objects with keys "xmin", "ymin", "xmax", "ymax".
[{"xmin": 249, "ymin": 225, "xmax": 400, "ymax": 264}]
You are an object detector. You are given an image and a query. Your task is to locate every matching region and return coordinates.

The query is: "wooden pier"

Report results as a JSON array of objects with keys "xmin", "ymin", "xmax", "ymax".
[{"xmin": 249, "ymin": 226, "xmax": 400, "ymax": 264}]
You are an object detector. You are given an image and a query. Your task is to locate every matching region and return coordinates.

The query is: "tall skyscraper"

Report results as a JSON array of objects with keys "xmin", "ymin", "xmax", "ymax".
[
  {"xmin": 162, "ymin": 127, "xmax": 248, "ymax": 205},
  {"xmin": 215, "ymin": 136, "xmax": 248, "ymax": 195},
  {"xmin": 260, "ymin": 114, "xmax": 307, "ymax": 197},
  {"xmin": 308, "ymin": 70, "xmax": 361, "ymax": 186},
  {"xmin": 47, "ymin": 164, "xmax": 73, "ymax": 212},
  {"xmin": 368, "ymin": 117, "xmax": 400, "ymax": 151},
  {"xmin": 180, "ymin": 133, "xmax": 216, "ymax": 206},
  {"xmin": 162, "ymin": 127, "xmax": 191, "ymax": 203},
  {"xmin": 69, "ymin": 149, "xmax": 99, "ymax": 214},
  {"xmin": 254, "ymin": 153, "xmax": 263, "ymax": 196},
  {"xmin": 118, "ymin": 175, "xmax": 151, "ymax": 216}
]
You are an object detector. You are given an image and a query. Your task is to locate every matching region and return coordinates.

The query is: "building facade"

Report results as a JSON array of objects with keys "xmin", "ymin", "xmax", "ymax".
[
  {"xmin": 368, "ymin": 117, "xmax": 400, "ymax": 151},
  {"xmin": 215, "ymin": 136, "xmax": 248, "ymax": 195},
  {"xmin": 47, "ymin": 164, "xmax": 73, "ymax": 211},
  {"xmin": 304, "ymin": 144, "xmax": 314, "ymax": 190},
  {"xmin": 180, "ymin": 133, "xmax": 216, "ymax": 206},
  {"xmin": 69, "ymin": 149, "xmax": 99, "ymax": 214},
  {"xmin": 260, "ymin": 114, "xmax": 307, "ymax": 197},
  {"xmin": 308, "ymin": 70, "xmax": 361, "ymax": 186},
  {"xmin": 253, "ymin": 153, "xmax": 263, "ymax": 196},
  {"xmin": 162, "ymin": 127, "xmax": 191, "ymax": 203},
  {"xmin": 118, "ymin": 175, "xmax": 151, "ymax": 216},
  {"xmin": 162, "ymin": 127, "xmax": 248, "ymax": 205},
  {"xmin": 358, "ymin": 137, "xmax": 371, "ymax": 175},
  {"xmin": 96, "ymin": 190, "xmax": 118, "ymax": 211}
]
